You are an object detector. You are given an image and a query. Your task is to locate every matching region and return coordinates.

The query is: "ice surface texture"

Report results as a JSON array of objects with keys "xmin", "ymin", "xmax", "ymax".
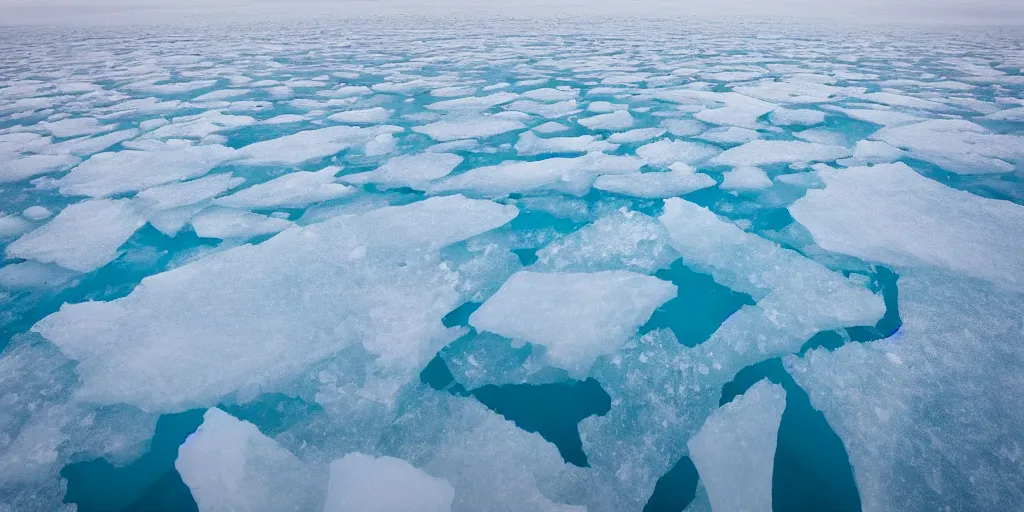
[{"xmin": 1, "ymin": 17, "xmax": 1023, "ymax": 512}]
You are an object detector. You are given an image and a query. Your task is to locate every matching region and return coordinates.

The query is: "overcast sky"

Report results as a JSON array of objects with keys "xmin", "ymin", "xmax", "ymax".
[{"xmin": 1, "ymin": 0, "xmax": 1023, "ymax": 25}]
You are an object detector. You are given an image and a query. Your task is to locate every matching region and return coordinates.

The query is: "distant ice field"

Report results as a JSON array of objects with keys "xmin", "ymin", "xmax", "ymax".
[{"xmin": 0, "ymin": 18, "xmax": 1023, "ymax": 512}]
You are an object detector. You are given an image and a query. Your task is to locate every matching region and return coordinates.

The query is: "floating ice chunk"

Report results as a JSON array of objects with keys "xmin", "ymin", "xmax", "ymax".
[
  {"xmin": 238, "ymin": 125, "xmax": 401, "ymax": 166},
  {"xmin": 733, "ymin": 80, "xmax": 857, "ymax": 104},
  {"xmin": 522, "ymin": 88, "xmax": 577, "ymax": 102},
  {"xmin": 587, "ymin": 101, "xmax": 628, "ymax": 113},
  {"xmin": 869, "ymin": 119, "xmax": 1024, "ymax": 174},
  {"xmin": 578, "ymin": 110, "xmax": 633, "ymax": 131},
  {"xmin": 0, "ymin": 260, "xmax": 78, "ymax": 289},
  {"xmin": 364, "ymin": 133, "xmax": 397, "ymax": 156},
  {"xmin": 176, "ymin": 408, "xmax": 324, "ymax": 512},
  {"xmin": 769, "ymin": 108, "xmax": 825, "ymax": 126},
  {"xmin": 190, "ymin": 207, "xmax": 293, "ymax": 239},
  {"xmin": 263, "ymin": 114, "xmax": 307, "ymax": 125},
  {"xmin": 533, "ymin": 122, "xmax": 569, "ymax": 134},
  {"xmin": 661, "ymin": 118, "xmax": 706, "ymax": 137},
  {"xmin": 514, "ymin": 131, "xmax": 617, "ymax": 156},
  {"xmin": 32, "ymin": 196, "xmax": 517, "ymax": 412},
  {"xmin": 684, "ymin": 93, "xmax": 777, "ymax": 129},
  {"xmin": 0, "ymin": 215, "xmax": 32, "ymax": 238},
  {"xmin": 850, "ymin": 140, "xmax": 904, "ymax": 164},
  {"xmin": 136, "ymin": 173, "xmax": 242, "ymax": 211},
  {"xmin": 318, "ymin": 85, "xmax": 372, "ymax": 98},
  {"xmin": 21, "ymin": 206, "xmax": 51, "ymax": 220},
  {"xmin": 516, "ymin": 195, "xmax": 589, "ymax": 222},
  {"xmin": 426, "ymin": 92, "xmax": 518, "ymax": 111},
  {"xmin": 533, "ymin": 209, "xmax": 678, "ymax": 273},
  {"xmin": 824, "ymin": 105, "xmax": 923, "ymax": 126},
  {"xmin": 217, "ymin": 167, "xmax": 354, "ymax": 209},
  {"xmin": 7, "ymin": 199, "xmax": 145, "ymax": 272},
  {"xmin": 860, "ymin": 91, "xmax": 947, "ymax": 111},
  {"xmin": 506, "ymin": 100, "xmax": 579, "ymax": 119},
  {"xmin": 341, "ymin": 153, "xmax": 463, "ymax": 191},
  {"xmin": 414, "ymin": 118, "xmax": 525, "ymax": 142},
  {"xmin": 430, "ymin": 86, "xmax": 476, "ymax": 98},
  {"xmin": 607, "ymin": 128, "xmax": 666, "ymax": 144},
  {"xmin": 659, "ymin": 198, "xmax": 883, "ymax": 377},
  {"xmin": 712, "ymin": 140, "xmax": 850, "ymax": 167},
  {"xmin": 688, "ymin": 380, "xmax": 786, "ymax": 512},
  {"xmin": 982, "ymin": 106, "xmax": 1024, "ymax": 121},
  {"xmin": 697, "ymin": 126, "xmax": 761, "ymax": 145},
  {"xmin": 784, "ymin": 270, "xmax": 1024, "ymax": 512},
  {"xmin": 470, "ymin": 270, "xmax": 676, "ymax": 377},
  {"xmin": 148, "ymin": 111, "xmax": 255, "ymax": 139},
  {"xmin": 192, "ymin": 89, "xmax": 249, "ymax": 102},
  {"xmin": 794, "ymin": 128, "xmax": 847, "ymax": 146},
  {"xmin": 328, "ymin": 107, "xmax": 392, "ymax": 124},
  {"xmin": 0, "ymin": 154, "xmax": 80, "ymax": 183},
  {"xmin": 383, "ymin": 392, "xmax": 586, "ymax": 512},
  {"xmin": 139, "ymin": 118, "xmax": 169, "ymax": 132},
  {"xmin": 789, "ymin": 162, "xmax": 1024, "ymax": 287},
  {"xmin": 323, "ymin": 453, "xmax": 454, "ymax": 512},
  {"xmin": 635, "ymin": 138, "xmax": 719, "ymax": 167},
  {"xmin": 36, "ymin": 117, "xmax": 113, "ymax": 138},
  {"xmin": 51, "ymin": 129, "xmax": 139, "ymax": 157},
  {"xmin": 56, "ymin": 144, "xmax": 237, "ymax": 197},
  {"xmin": 720, "ymin": 166, "xmax": 772, "ymax": 191},
  {"xmin": 429, "ymin": 153, "xmax": 643, "ymax": 197},
  {"xmin": 427, "ymin": 140, "xmax": 479, "ymax": 153},
  {"xmin": 594, "ymin": 163, "xmax": 716, "ymax": 198}
]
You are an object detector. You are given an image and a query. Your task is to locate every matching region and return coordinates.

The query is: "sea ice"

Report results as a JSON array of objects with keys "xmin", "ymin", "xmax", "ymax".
[
  {"xmin": 190, "ymin": 207, "xmax": 293, "ymax": 239},
  {"xmin": 688, "ymin": 380, "xmax": 786, "ymax": 512},
  {"xmin": 769, "ymin": 108, "xmax": 825, "ymax": 126},
  {"xmin": 578, "ymin": 110, "xmax": 633, "ymax": 131},
  {"xmin": 327, "ymin": 107, "xmax": 392, "ymax": 124},
  {"xmin": 712, "ymin": 140, "xmax": 851, "ymax": 167},
  {"xmin": 323, "ymin": 453, "xmax": 454, "ymax": 512},
  {"xmin": 869, "ymin": 119, "xmax": 1024, "ymax": 174},
  {"xmin": 785, "ymin": 270, "xmax": 1024, "ymax": 512},
  {"xmin": 32, "ymin": 196, "xmax": 518, "ymax": 412},
  {"xmin": 216, "ymin": 167, "xmax": 354, "ymax": 209},
  {"xmin": 606, "ymin": 128, "xmax": 666, "ymax": 144},
  {"xmin": 513, "ymin": 132, "xmax": 617, "ymax": 156},
  {"xmin": 176, "ymin": 408, "xmax": 324, "ymax": 512},
  {"xmin": 635, "ymin": 139, "xmax": 719, "ymax": 167},
  {"xmin": 413, "ymin": 118, "xmax": 525, "ymax": 142},
  {"xmin": 789, "ymin": 162, "xmax": 1024, "ymax": 287},
  {"xmin": 135, "ymin": 173, "xmax": 243, "ymax": 211},
  {"xmin": 21, "ymin": 206, "xmax": 52, "ymax": 221},
  {"xmin": 340, "ymin": 153, "xmax": 463, "ymax": 191},
  {"xmin": 532, "ymin": 209, "xmax": 679, "ymax": 273},
  {"xmin": 593, "ymin": 163, "xmax": 716, "ymax": 198},
  {"xmin": 720, "ymin": 166, "xmax": 772, "ymax": 191},
  {"xmin": 0, "ymin": 154, "xmax": 80, "ymax": 183},
  {"xmin": 469, "ymin": 270, "xmax": 676, "ymax": 377},
  {"xmin": 429, "ymin": 153, "xmax": 643, "ymax": 197},
  {"xmin": 237, "ymin": 125, "xmax": 402, "ymax": 166},
  {"xmin": 55, "ymin": 144, "xmax": 237, "ymax": 197},
  {"xmin": 6, "ymin": 199, "xmax": 146, "ymax": 273}
]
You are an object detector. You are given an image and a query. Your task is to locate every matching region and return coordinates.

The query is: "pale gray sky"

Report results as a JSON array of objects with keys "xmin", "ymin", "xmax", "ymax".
[{"xmin": 1, "ymin": 0, "xmax": 1022, "ymax": 25}]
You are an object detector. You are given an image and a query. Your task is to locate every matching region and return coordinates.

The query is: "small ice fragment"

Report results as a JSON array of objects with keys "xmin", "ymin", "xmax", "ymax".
[
  {"xmin": 216, "ymin": 167, "xmax": 354, "ymax": 209},
  {"xmin": 323, "ymin": 453, "xmax": 454, "ymax": 512},
  {"xmin": 21, "ymin": 206, "xmax": 52, "ymax": 220},
  {"xmin": 720, "ymin": 166, "xmax": 772, "ymax": 191},
  {"xmin": 578, "ymin": 110, "xmax": 634, "ymax": 131}
]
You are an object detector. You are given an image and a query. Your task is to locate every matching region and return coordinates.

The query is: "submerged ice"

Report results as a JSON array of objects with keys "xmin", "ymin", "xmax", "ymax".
[{"xmin": 1, "ymin": 16, "xmax": 1023, "ymax": 512}]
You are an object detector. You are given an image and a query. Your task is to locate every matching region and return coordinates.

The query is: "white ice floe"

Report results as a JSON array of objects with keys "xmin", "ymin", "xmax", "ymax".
[
  {"xmin": 327, "ymin": 107, "xmax": 392, "ymax": 124},
  {"xmin": 238, "ymin": 125, "xmax": 402, "ymax": 166},
  {"xmin": 426, "ymin": 92, "xmax": 518, "ymax": 111},
  {"xmin": 469, "ymin": 270, "xmax": 676, "ymax": 377},
  {"xmin": 789, "ymin": 162, "xmax": 1024, "ymax": 287},
  {"xmin": 32, "ymin": 196, "xmax": 518, "ymax": 412},
  {"xmin": 6, "ymin": 199, "xmax": 146, "ymax": 272},
  {"xmin": 190, "ymin": 207, "xmax": 293, "ymax": 239},
  {"xmin": 607, "ymin": 128, "xmax": 666, "ymax": 144},
  {"xmin": 785, "ymin": 269, "xmax": 1024, "ymax": 512},
  {"xmin": 578, "ymin": 110, "xmax": 634, "ymax": 131},
  {"xmin": 594, "ymin": 163, "xmax": 716, "ymax": 198},
  {"xmin": 506, "ymin": 99, "xmax": 579, "ymax": 119},
  {"xmin": 135, "ymin": 173, "xmax": 243, "ymax": 211},
  {"xmin": 0, "ymin": 154, "xmax": 81, "ymax": 183},
  {"xmin": 533, "ymin": 209, "xmax": 679, "ymax": 274},
  {"xmin": 635, "ymin": 138, "xmax": 719, "ymax": 167},
  {"xmin": 769, "ymin": 108, "xmax": 826, "ymax": 126},
  {"xmin": 413, "ymin": 118, "xmax": 525, "ymax": 142},
  {"xmin": 340, "ymin": 153, "xmax": 463, "ymax": 191},
  {"xmin": 513, "ymin": 131, "xmax": 617, "ymax": 156},
  {"xmin": 712, "ymin": 140, "xmax": 851, "ymax": 167},
  {"xmin": 21, "ymin": 206, "xmax": 52, "ymax": 221},
  {"xmin": 216, "ymin": 167, "xmax": 354, "ymax": 209},
  {"xmin": 688, "ymin": 380, "xmax": 786, "ymax": 512},
  {"xmin": 720, "ymin": 166, "xmax": 772, "ymax": 191},
  {"xmin": 429, "ymin": 153, "xmax": 643, "ymax": 197},
  {"xmin": 869, "ymin": 119, "xmax": 1024, "ymax": 174},
  {"xmin": 176, "ymin": 408, "xmax": 323, "ymax": 512},
  {"xmin": 324, "ymin": 453, "xmax": 454, "ymax": 512},
  {"xmin": 55, "ymin": 144, "xmax": 237, "ymax": 197}
]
